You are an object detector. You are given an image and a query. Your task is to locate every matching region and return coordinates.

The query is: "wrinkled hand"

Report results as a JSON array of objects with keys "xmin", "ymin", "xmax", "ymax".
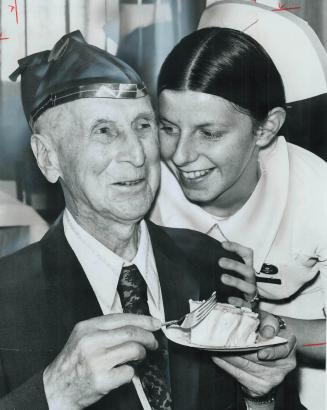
[
  {"xmin": 43, "ymin": 314, "xmax": 161, "ymax": 410},
  {"xmin": 212, "ymin": 312, "xmax": 297, "ymax": 397},
  {"xmin": 219, "ymin": 241, "xmax": 257, "ymax": 308}
]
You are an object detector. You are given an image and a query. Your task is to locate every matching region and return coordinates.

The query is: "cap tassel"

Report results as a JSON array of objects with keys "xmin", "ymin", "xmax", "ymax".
[
  {"xmin": 9, "ymin": 65, "xmax": 24, "ymax": 81},
  {"xmin": 9, "ymin": 50, "xmax": 50, "ymax": 81}
]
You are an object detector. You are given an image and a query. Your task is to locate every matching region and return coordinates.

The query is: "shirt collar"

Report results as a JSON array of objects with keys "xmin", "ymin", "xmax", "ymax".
[
  {"xmin": 131, "ymin": 219, "xmax": 160, "ymax": 304},
  {"xmin": 63, "ymin": 210, "xmax": 159, "ymax": 311}
]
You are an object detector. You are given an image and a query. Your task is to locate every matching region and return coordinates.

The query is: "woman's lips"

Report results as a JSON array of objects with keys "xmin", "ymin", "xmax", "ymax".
[{"xmin": 179, "ymin": 168, "xmax": 215, "ymax": 181}]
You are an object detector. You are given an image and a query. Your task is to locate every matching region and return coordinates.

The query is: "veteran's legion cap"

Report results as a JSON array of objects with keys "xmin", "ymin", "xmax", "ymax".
[{"xmin": 10, "ymin": 30, "xmax": 147, "ymax": 127}]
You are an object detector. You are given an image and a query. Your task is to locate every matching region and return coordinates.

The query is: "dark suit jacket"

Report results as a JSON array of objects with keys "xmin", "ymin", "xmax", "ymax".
[{"xmin": 0, "ymin": 219, "xmax": 304, "ymax": 410}]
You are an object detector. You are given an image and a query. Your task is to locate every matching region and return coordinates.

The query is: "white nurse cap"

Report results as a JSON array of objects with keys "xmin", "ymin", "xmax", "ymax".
[{"xmin": 198, "ymin": 0, "xmax": 327, "ymax": 103}]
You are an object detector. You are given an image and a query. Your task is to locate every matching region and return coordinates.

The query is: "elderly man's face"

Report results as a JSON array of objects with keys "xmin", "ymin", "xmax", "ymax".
[{"xmin": 52, "ymin": 97, "xmax": 160, "ymax": 223}]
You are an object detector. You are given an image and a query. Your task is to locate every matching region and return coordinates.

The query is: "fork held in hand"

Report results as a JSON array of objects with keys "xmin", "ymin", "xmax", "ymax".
[{"xmin": 162, "ymin": 291, "xmax": 217, "ymax": 329}]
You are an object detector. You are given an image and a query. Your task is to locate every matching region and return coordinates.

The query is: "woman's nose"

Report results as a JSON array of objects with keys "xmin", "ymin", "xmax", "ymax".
[{"xmin": 172, "ymin": 134, "xmax": 195, "ymax": 166}]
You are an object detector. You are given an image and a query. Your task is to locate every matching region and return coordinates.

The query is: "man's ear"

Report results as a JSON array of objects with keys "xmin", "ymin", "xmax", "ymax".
[
  {"xmin": 31, "ymin": 134, "xmax": 61, "ymax": 183},
  {"xmin": 255, "ymin": 107, "xmax": 286, "ymax": 148}
]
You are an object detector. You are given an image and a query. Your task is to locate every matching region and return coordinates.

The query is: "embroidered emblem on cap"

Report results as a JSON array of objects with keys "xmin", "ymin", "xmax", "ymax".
[{"xmin": 94, "ymin": 83, "xmax": 147, "ymax": 98}]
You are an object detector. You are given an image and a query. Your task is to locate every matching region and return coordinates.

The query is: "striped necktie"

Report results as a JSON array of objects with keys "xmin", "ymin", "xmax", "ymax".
[{"xmin": 117, "ymin": 264, "xmax": 172, "ymax": 410}]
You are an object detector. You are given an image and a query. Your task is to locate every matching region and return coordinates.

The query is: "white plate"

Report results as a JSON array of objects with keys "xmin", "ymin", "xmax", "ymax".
[{"xmin": 165, "ymin": 326, "xmax": 288, "ymax": 352}]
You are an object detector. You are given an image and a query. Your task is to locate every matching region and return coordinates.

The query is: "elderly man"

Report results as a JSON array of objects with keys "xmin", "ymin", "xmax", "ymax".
[{"xmin": 0, "ymin": 31, "xmax": 300, "ymax": 410}]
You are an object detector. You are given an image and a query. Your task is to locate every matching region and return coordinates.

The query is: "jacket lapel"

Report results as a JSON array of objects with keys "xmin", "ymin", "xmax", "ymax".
[
  {"xmin": 148, "ymin": 220, "xmax": 202, "ymax": 410},
  {"xmin": 148, "ymin": 221, "xmax": 201, "ymax": 320},
  {"xmin": 40, "ymin": 217, "xmax": 102, "ymax": 344}
]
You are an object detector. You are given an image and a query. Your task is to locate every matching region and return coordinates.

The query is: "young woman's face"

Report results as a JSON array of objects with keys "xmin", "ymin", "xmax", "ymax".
[{"xmin": 159, "ymin": 90, "xmax": 260, "ymax": 212}]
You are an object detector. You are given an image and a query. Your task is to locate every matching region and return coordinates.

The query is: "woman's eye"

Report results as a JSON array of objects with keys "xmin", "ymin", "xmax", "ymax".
[
  {"xmin": 159, "ymin": 125, "xmax": 179, "ymax": 136},
  {"xmin": 199, "ymin": 129, "xmax": 223, "ymax": 140}
]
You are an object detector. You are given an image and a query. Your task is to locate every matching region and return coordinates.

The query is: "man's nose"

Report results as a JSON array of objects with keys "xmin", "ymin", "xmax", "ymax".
[
  {"xmin": 120, "ymin": 134, "xmax": 145, "ymax": 167},
  {"xmin": 172, "ymin": 134, "xmax": 195, "ymax": 166}
]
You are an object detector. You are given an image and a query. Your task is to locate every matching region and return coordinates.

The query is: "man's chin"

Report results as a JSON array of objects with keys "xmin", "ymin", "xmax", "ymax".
[{"xmin": 109, "ymin": 202, "xmax": 153, "ymax": 224}]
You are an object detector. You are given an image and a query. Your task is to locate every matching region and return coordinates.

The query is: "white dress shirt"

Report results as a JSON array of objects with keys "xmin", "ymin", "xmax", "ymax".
[
  {"xmin": 150, "ymin": 136, "xmax": 327, "ymax": 410},
  {"xmin": 63, "ymin": 209, "xmax": 165, "ymax": 410}
]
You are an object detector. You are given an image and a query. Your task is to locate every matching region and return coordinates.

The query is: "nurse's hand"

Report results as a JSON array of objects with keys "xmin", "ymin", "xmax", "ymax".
[
  {"xmin": 212, "ymin": 323, "xmax": 297, "ymax": 397},
  {"xmin": 212, "ymin": 339, "xmax": 296, "ymax": 397},
  {"xmin": 219, "ymin": 241, "xmax": 257, "ymax": 309}
]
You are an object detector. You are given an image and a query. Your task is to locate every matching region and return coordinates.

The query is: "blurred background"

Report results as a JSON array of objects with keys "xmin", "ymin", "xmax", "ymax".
[{"xmin": 0, "ymin": 0, "xmax": 326, "ymax": 226}]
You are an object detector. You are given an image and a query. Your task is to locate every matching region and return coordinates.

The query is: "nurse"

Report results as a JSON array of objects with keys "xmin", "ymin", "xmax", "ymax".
[{"xmin": 151, "ymin": 26, "xmax": 326, "ymax": 405}]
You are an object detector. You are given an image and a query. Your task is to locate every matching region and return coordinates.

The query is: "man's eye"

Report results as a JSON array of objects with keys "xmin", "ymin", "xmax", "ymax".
[
  {"xmin": 92, "ymin": 126, "xmax": 118, "ymax": 142},
  {"xmin": 134, "ymin": 119, "xmax": 152, "ymax": 131},
  {"xmin": 94, "ymin": 127, "xmax": 111, "ymax": 135},
  {"xmin": 199, "ymin": 129, "xmax": 223, "ymax": 140}
]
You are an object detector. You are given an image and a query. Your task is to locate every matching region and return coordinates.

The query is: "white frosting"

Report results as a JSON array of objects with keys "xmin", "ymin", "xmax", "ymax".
[{"xmin": 189, "ymin": 300, "xmax": 259, "ymax": 347}]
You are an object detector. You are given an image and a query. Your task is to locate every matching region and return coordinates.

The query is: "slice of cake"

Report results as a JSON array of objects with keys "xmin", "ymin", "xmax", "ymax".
[{"xmin": 189, "ymin": 300, "xmax": 259, "ymax": 347}]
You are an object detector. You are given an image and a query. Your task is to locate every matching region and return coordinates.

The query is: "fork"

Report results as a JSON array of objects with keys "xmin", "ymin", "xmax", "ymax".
[{"xmin": 161, "ymin": 291, "xmax": 217, "ymax": 329}]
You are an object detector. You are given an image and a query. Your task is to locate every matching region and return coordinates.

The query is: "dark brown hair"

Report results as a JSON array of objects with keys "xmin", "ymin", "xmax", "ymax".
[{"xmin": 158, "ymin": 27, "xmax": 285, "ymax": 122}]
